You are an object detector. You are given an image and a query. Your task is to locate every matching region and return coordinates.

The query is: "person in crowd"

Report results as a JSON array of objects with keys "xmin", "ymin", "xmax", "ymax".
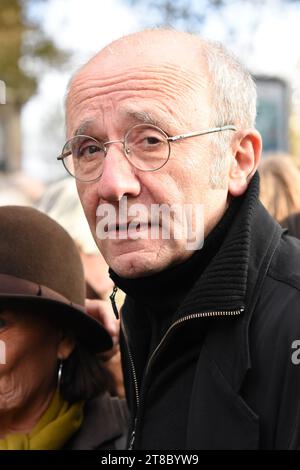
[
  {"xmin": 60, "ymin": 29, "xmax": 300, "ymax": 449},
  {"xmin": 0, "ymin": 206, "xmax": 128, "ymax": 450},
  {"xmin": 259, "ymin": 153, "xmax": 300, "ymax": 223},
  {"xmin": 0, "ymin": 172, "xmax": 44, "ymax": 207},
  {"xmin": 281, "ymin": 212, "xmax": 300, "ymax": 239},
  {"xmin": 37, "ymin": 177, "xmax": 125, "ymax": 398}
]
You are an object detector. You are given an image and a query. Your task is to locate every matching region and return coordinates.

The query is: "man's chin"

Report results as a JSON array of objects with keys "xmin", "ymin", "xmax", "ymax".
[{"xmin": 107, "ymin": 250, "xmax": 169, "ymax": 279}]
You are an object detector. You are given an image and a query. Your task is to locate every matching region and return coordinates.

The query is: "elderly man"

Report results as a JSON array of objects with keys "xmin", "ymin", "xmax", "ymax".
[{"xmin": 60, "ymin": 29, "xmax": 300, "ymax": 449}]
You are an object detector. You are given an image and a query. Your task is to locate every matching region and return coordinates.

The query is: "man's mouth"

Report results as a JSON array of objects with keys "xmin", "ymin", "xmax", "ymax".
[
  {"xmin": 99, "ymin": 220, "xmax": 162, "ymax": 239},
  {"xmin": 106, "ymin": 222, "xmax": 152, "ymax": 232}
]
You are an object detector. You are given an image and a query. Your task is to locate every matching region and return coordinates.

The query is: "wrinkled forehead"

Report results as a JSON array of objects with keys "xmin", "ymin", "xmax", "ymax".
[
  {"xmin": 68, "ymin": 31, "xmax": 209, "ymax": 99},
  {"xmin": 66, "ymin": 32, "xmax": 211, "ymax": 135}
]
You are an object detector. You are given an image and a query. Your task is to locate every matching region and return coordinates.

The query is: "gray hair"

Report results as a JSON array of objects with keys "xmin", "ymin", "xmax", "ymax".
[
  {"xmin": 199, "ymin": 38, "xmax": 257, "ymax": 187},
  {"xmin": 202, "ymin": 40, "xmax": 257, "ymax": 128}
]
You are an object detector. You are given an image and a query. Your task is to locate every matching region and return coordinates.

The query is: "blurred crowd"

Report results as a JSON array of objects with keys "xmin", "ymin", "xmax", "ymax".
[{"xmin": 259, "ymin": 153, "xmax": 300, "ymax": 237}]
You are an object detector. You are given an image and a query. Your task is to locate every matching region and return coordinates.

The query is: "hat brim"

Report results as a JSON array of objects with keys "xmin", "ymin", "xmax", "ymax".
[{"xmin": 0, "ymin": 294, "xmax": 113, "ymax": 353}]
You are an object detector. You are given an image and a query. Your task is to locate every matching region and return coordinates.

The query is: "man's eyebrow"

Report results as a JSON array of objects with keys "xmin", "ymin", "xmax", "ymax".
[
  {"xmin": 73, "ymin": 111, "xmax": 172, "ymax": 137},
  {"xmin": 123, "ymin": 110, "xmax": 167, "ymax": 129},
  {"xmin": 74, "ymin": 120, "xmax": 95, "ymax": 136}
]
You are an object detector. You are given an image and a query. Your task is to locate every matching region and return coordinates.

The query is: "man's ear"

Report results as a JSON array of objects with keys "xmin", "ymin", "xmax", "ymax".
[
  {"xmin": 228, "ymin": 129, "xmax": 262, "ymax": 197},
  {"xmin": 57, "ymin": 333, "xmax": 75, "ymax": 360}
]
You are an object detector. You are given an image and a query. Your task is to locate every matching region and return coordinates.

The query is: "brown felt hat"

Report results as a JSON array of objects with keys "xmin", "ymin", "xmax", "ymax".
[{"xmin": 0, "ymin": 205, "xmax": 112, "ymax": 352}]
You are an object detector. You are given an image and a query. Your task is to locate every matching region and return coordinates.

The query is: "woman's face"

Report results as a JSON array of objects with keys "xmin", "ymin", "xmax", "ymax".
[{"xmin": 0, "ymin": 304, "xmax": 74, "ymax": 413}]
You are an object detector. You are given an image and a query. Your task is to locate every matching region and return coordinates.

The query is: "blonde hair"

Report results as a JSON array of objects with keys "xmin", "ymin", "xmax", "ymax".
[
  {"xmin": 259, "ymin": 154, "xmax": 300, "ymax": 223},
  {"xmin": 37, "ymin": 178, "xmax": 99, "ymax": 255}
]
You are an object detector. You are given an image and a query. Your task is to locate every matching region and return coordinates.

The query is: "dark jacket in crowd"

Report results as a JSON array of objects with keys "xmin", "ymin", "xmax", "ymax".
[
  {"xmin": 111, "ymin": 172, "xmax": 300, "ymax": 450},
  {"xmin": 66, "ymin": 394, "xmax": 129, "ymax": 450}
]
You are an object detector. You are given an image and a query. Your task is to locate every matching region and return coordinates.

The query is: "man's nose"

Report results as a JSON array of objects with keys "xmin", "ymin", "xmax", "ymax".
[{"xmin": 98, "ymin": 143, "xmax": 141, "ymax": 201}]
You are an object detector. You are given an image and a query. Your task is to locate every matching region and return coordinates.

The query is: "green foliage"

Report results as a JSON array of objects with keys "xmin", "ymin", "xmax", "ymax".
[{"xmin": 128, "ymin": 0, "xmax": 299, "ymax": 32}]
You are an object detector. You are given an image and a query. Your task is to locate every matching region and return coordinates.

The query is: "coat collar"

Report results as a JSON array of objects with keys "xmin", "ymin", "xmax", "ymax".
[
  {"xmin": 178, "ymin": 172, "xmax": 260, "ymax": 317},
  {"xmin": 197, "ymin": 180, "xmax": 283, "ymax": 393}
]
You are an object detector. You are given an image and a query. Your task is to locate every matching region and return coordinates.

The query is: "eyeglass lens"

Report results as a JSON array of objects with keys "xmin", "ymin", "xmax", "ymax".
[{"xmin": 61, "ymin": 124, "xmax": 170, "ymax": 181}]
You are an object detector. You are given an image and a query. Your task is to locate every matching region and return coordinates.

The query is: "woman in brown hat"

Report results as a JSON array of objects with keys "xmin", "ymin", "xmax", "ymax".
[{"xmin": 0, "ymin": 206, "xmax": 128, "ymax": 450}]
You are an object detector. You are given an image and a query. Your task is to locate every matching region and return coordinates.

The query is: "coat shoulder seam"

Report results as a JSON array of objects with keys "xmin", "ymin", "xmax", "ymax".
[{"xmin": 266, "ymin": 271, "xmax": 300, "ymax": 294}]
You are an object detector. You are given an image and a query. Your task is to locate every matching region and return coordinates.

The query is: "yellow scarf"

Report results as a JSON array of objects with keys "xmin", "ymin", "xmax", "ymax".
[{"xmin": 0, "ymin": 391, "xmax": 84, "ymax": 450}]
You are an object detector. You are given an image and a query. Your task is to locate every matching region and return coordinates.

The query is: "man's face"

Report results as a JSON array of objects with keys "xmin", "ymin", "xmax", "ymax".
[{"xmin": 67, "ymin": 36, "xmax": 230, "ymax": 278}]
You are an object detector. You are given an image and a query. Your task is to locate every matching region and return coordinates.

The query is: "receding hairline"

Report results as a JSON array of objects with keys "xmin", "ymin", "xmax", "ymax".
[
  {"xmin": 67, "ymin": 29, "xmax": 209, "ymax": 91},
  {"xmin": 101, "ymin": 28, "xmax": 204, "ymax": 56}
]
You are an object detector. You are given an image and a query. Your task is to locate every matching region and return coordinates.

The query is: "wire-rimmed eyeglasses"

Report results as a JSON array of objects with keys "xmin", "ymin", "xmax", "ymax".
[{"xmin": 57, "ymin": 123, "xmax": 237, "ymax": 183}]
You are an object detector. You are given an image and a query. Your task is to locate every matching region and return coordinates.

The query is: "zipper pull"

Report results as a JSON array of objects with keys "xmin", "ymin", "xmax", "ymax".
[
  {"xmin": 128, "ymin": 417, "xmax": 138, "ymax": 450},
  {"xmin": 109, "ymin": 286, "xmax": 119, "ymax": 319},
  {"xmin": 129, "ymin": 429, "xmax": 135, "ymax": 450}
]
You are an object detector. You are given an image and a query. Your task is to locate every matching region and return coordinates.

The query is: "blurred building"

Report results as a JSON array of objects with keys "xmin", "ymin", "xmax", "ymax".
[
  {"xmin": 255, "ymin": 76, "xmax": 289, "ymax": 155},
  {"xmin": 0, "ymin": 82, "xmax": 22, "ymax": 172}
]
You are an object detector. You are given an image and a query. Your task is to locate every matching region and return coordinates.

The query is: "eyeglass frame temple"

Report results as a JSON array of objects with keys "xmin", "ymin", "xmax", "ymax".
[
  {"xmin": 167, "ymin": 125, "xmax": 237, "ymax": 143},
  {"xmin": 57, "ymin": 151, "xmax": 71, "ymax": 161}
]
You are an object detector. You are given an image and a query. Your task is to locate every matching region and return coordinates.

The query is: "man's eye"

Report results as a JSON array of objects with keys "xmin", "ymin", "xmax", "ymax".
[
  {"xmin": 145, "ymin": 136, "xmax": 161, "ymax": 145},
  {"xmin": 78, "ymin": 144, "xmax": 102, "ymax": 158},
  {"xmin": 139, "ymin": 135, "xmax": 164, "ymax": 150}
]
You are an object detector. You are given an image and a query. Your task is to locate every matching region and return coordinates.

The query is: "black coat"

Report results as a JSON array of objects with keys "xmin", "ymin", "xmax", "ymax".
[
  {"xmin": 120, "ymin": 173, "xmax": 300, "ymax": 449},
  {"xmin": 186, "ymin": 205, "xmax": 300, "ymax": 449}
]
